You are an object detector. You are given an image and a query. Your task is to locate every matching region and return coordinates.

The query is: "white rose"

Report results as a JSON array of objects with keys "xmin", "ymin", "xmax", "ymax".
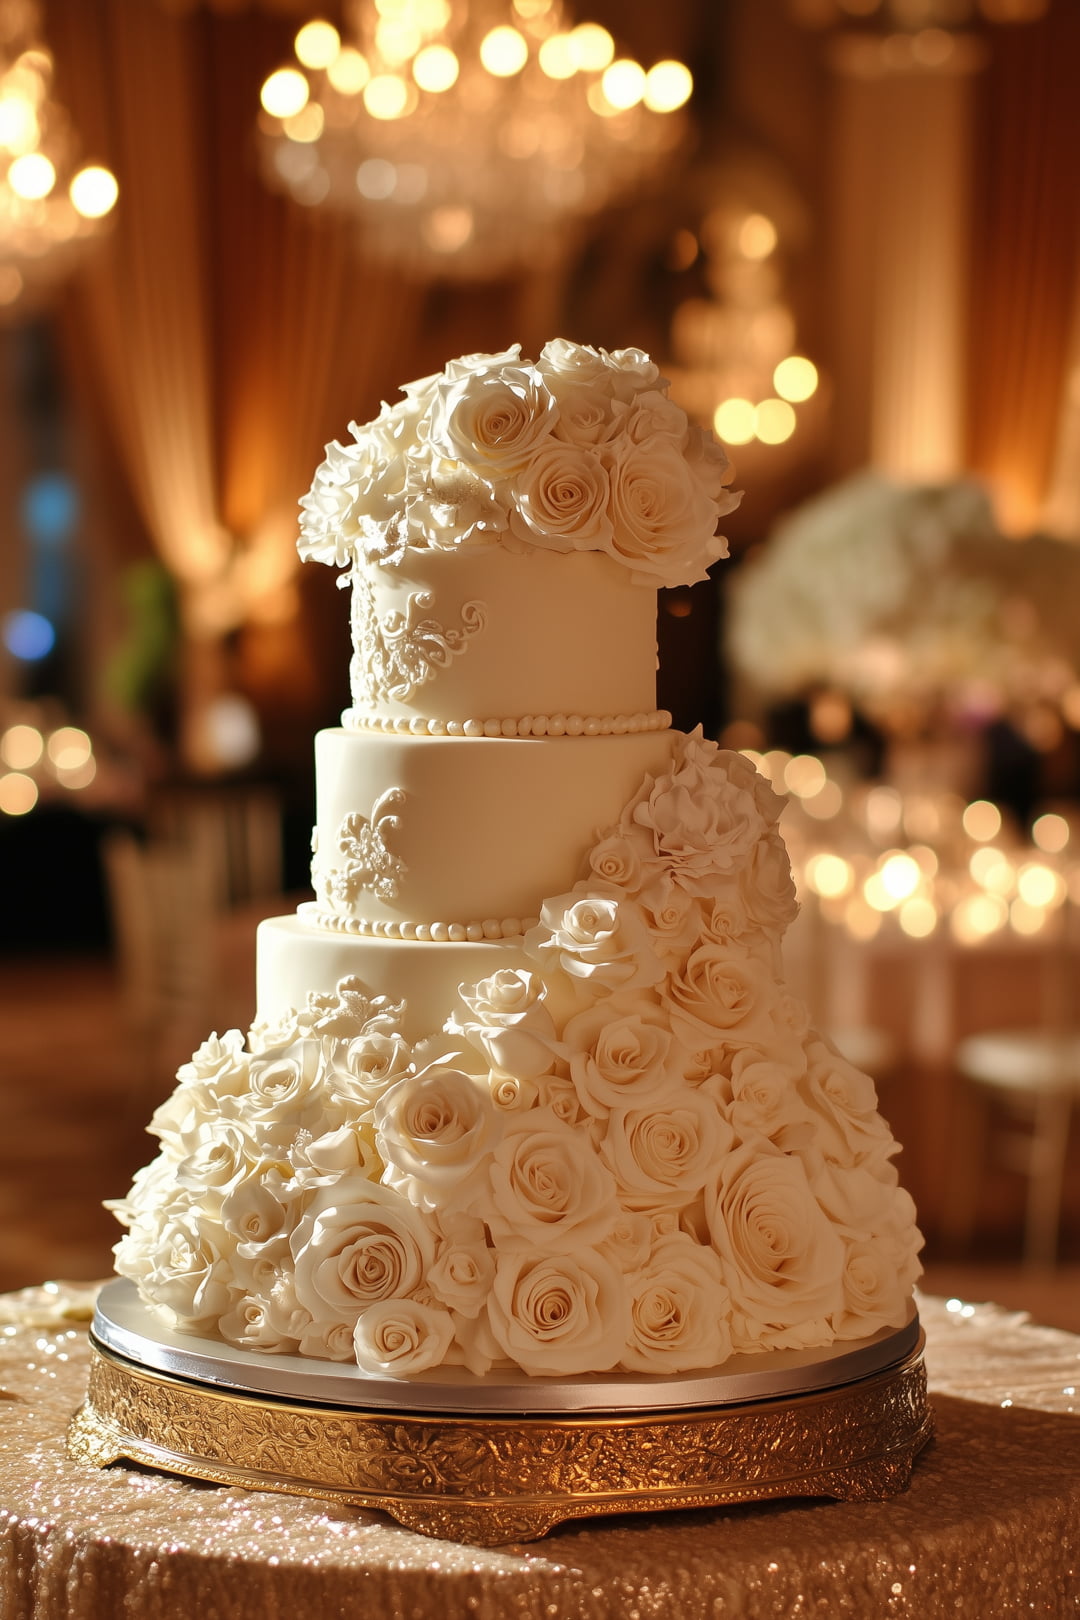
[
  {"xmin": 219, "ymin": 1174, "xmax": 292, "ymax": 1252},
  {"xmin": 353, "ymin": 1299, "xmax": 457, "ymax": 1375},
  {"xmin": 705, "ymin": 1142, "xmax": 846, "ymax": 1349},
  {"xmin": 536, "ymin": 338, "xmax": 618, "ymax": 396},
  {"xmin": 598, "ymin": 1208, "xmax": 653, "ymax": 1271},
  {"xmin": 602, "ymin": 435, "xmax": 726, "ymax": 587},
  {"xmin": 490, "ymin": 1072, "xmax": 540, "ymax": 1111},
  {"xmin": 717, "ymin": 744, "xmax": 786, "ymax": 827},
  {"xmin": 525, "ymin": 887, "xmax": 665, "ymax": 995},
  {"xmin": 291, "ymin": 1181, "xmax": 435, "ymax": 1330},
  {"xmin": 800, "ymin": 1035, "xmax": 899, "ymax": 1173},
  {"xmin": 605, "ymin": 346, "xmax": 665, "ymax": 398},
  {"xmin": 407, "ymin": 458, "xmax": 510, "ymax": 550},
  {"xmin": 699, "ymin": 890, "xmax": 755, "ymax": 948},
  {"xmin": 374, "ymin": 1063, "xmax": 497, "ymax": 1211},
  {"xmin": 684, "ymin": 421, "xmax": 741, "ymax": 509},
  {"xmin": 299, "ymin": 1318, "xmax": 361, "ymax": 1361},
  {"xmin": 631, "ymin": 733, "xmax": 768, "ymax": 891},
  {"xmin": 485, "ymin": 1108, "xmax": 619, "ymax": 1247},
  {"xmin": 587, "ymin": 830, "xmax": 648, "ymax": 893},
  {"xmin": 562, "ymin": 1002, "xmax": 679, "ymax": 1115},
  {"xmin": 508, "ymin": 442, "xmax": 613, "ymax": 553},
  {"xmin": 621, "ymin": 1232, "xmax": 733, "ymax": 1373},
  {"xmin": 831, "ymin": 1239, "xmax": 916, "ymax": 1340},
  {"xmin": 739, "ymin": 830, "xmax": 799, "ymax": 937},
  {"xmin": 117, "ymin": 1208, "xmax": 234, "ymax": 1331},
  {"xmin": 292, "ymin": 1122, "xmax": 380, "ymax": 1180},
  {"xmin": 727, "ymin": 1043, "xmax": 815, "ymax": 1148},
  {"xmin": 173, "ymin": 1119, "xmax": 267, "ymax": 1214},
  {"xmin": 487, "ymin": 1246, "xmax": 629, "ymax": 1375},
  {"xmin": 176, "ymin": 1029, "xmax": 249, "ymax": 1089},
  {"xmin": 427, "ymin": 1214, "xmax": 495, "ymax": 1318},
  {"xmin": 327, "ymin": 1031, "xmax": 414, "ymax": 1114},
  {"xmin": 664, "ymin": 939, "xmax": 785, "ymax": 1052},
  {"xmin": 601, "ymin": 1090, "xmax": 732, "ymax": 1208},
  {"xmin": 550, "ymin": 385, "xmax": 626, "ymax": 447},
  {"xmin": 450, "ymin": 969, "xmax": 558, "ymax": 1080},
  {"xmin": 431, "ymin": 361, "xmax": 557, "ymax": 476},
  {"xmin": 242, "ymin": 1038, "xmax": 327, "ymax": 1132},
  {"xmin": 534, "ymin": 1070, "xmax": 589, "ymax": 1126},
  {"xmin": 624, "ymin": 389, "xmax": 688, "ymax": 444},
  {"xmin": 219, "ymin": 1294, "xmax": 299, "ymax": 1354}
]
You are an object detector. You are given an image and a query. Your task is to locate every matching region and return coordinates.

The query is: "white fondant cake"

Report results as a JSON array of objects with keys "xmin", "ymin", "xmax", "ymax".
[{"xmin": 111, "ymin": 341, "xmax": 922, "ymax": 1380}]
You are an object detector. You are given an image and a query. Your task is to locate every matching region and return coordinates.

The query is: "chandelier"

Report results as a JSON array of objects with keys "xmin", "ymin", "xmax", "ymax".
[
  {"xmin": 257, "ymin": 0, "xmax": 693, "ymax": 280},
  {"xmin": 0, "ymin": 0, "xmax": 118, "ymax": 313}
]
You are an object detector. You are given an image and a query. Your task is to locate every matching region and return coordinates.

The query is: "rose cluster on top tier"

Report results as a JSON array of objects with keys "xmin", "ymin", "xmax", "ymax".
[
  {"xmin": 111, "ymin": 732, "xmax": 923, "ymax": 1382},
  {"xmin": 298, "ymin": 340, "xmax": 741, "ymax": 590}
]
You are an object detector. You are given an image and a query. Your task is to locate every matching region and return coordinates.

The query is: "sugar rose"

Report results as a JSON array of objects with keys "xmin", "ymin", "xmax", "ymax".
[
  {"xmin": 485, "ymin": 1107, "xmax": 620, "ymax": 1247},
  {"xmin": 451, "ymin": 969, "xmax": 558, "ymax": 1079},
  {"xmin": 509, "ymin": 442, "xmax": 613, "ymax": 552},
  {"xmin": 427, "ymin": 1214, "xmax": 495, "ymax": 1319},
  {"xmin": 375, "ymin": 1063, "xmax": 497, "ymax": 1211},
  {"xmin": 526, "ymin": 887, "xmax": 665, "ymax": 995},
  {"xmin": 706, "ymin": 1142, "xmax": 846, "ymax": 1350},
  {"xmin": 219, "ymin": 1295, "xmax": 299, "ymax": 1355},
  {"xmin": 632, "ymin": 733, "xmax": 768, "ymax": 892},
  {"xmin": 290, "ymin": 1181, "xmax": 434, "ymax": 1333},
  {"xmin": 562, "ymin": 1002, "xmax": 679, "ymax": 1115},
  {"xmin": 117, "ymin": 1208, "xmax": 234, "ymax": 1332},
  {"xmin": 603, "ymin": 435, "xmax": 726, "ymax": 588},
  {"xmin": 432, "ymin": 361, "xmax": 557, "ymax": 476},
  {"xmin": 487, "ymin": 1246, "xmax": 629, "ymax": 1376},
  {"xmin": 665, "ymin": 940, "xmax": 784, "ymax": 1052},
  {"xmin": 739, "ymin": 829, "xmax": 799, "ymax": 936},
  {"xmin": 622, "ymin": 1233, "xmax": 733, "ymax": 1373},
  {"xmin": 602, "ymin": 1089, "xmax": 733, "ymax": 1208},
  {"xmin": 353, "ymin": 1299, "xmax": 456, "ymax": 1376}
]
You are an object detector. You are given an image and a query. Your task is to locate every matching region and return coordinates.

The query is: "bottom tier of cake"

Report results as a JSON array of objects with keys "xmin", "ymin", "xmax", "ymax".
[{"xmin": 69, "ymin": 1281, "xmax": 932, "ymax": 1546}]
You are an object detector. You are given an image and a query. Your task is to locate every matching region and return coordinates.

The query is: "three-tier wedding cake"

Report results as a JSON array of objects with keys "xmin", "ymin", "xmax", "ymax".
[{"xmin": 110, "ymin": 341, "xmax": 922, "ymax": 1384}]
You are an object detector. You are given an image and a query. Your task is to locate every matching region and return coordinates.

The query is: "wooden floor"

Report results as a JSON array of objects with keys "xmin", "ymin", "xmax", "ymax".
[{"xmin": 1, "ymin": 950, "xmax": 1078, "ymax": 1335}]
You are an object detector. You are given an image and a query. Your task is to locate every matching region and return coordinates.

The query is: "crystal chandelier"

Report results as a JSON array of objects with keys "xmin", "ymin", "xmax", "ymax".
[
  {"xmin": 0, "ymin": 0, "xmax": 118, "ymax": 313},
  {"xmin": 257, "ymin": 0, "xmax": 693, "ymax": 280}
]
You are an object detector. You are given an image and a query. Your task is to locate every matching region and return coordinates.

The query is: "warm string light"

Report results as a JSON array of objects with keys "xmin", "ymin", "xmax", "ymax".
[
  {"xmin": 744, "ymin": 745, "xmax": 1077, "ymax": 947},
  {"xmin": 0, "ymin": 720, "xmax": 96, "ymax": 815},
  {"xmin": 257, "ymin": 1, "xmax": 692, "ymax": 279},
  {"xmin": 0, "ymin": 1, "xmax": 118, "ymax": 311}
]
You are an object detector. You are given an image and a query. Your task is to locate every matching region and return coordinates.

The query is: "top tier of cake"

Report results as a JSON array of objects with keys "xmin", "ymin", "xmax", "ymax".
[{"xmin": 299, "ymin": 340, "xmax": 740, "ymax": 733}]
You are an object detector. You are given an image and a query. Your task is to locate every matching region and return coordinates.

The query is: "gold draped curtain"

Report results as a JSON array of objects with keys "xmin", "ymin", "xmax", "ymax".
[
  {"xmin": 47, "ymin": 0, "xmax": 428, "ymax": 769},
  {"xmin": 967, "ymin": 0, "xmax": 1080, "ymax": 538}
]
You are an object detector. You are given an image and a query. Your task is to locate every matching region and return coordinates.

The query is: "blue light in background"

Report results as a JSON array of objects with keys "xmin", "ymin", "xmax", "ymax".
[
  {"xmin": 22, "ymin": 472, "xmax": 78, "ymax": 548},
  {"xmin": 2, "ymin": 610, "xmax": 56, "ymax": 661}
]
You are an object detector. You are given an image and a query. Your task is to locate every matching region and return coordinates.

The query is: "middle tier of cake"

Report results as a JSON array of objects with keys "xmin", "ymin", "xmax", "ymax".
[{"xmin": 309, "ymin": 727, "xmax": 676, "ymax": 934}]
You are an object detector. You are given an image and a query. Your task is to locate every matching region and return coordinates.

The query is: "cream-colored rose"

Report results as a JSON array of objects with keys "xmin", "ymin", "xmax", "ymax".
[
  {"xmin": 562, "ymin": 1002, "xmax": 679, "ymax": 1115},
  {"xmin": 605, "ymin": 346, "xmax": 664, "ymax": 398},
  {"xmin": 299, "ymin": 1318, "xmax": 361, "ymax": 1361},
  {"xmin": 684, "ymin": 421, "xmax": 740, "ymax": 508},
  {"xmin": 525, "ymin": 887, "xmax": 665, "ymax": 995},
  {"xmin": 432, "ymin": 362, "xmax": 557, "ymax": 476},
  {"xmin": 550, "ymin": 385, "xmax": 626, "ymax": 447},
  {"xmin": 374, "ymin": 1063, "xmax": 497, "ymax": 1211},
  {"xmin": 699, "ymin": 891, "xmax": 755, "ymax": 948},
  {"xmin": 353, "ymin": 1299, "xmax": 457, "ymax": 1375},
  {"xmin": 598, "ymin": 1208, "xmax": 654, "ymax": 1271},
  {"xmin": 450, "ymin": 969, "xmax": 558, "ymax": 1080},
  {"xmin": 176, "ymin": 1030, "xmax": 249, "ymax": 1090},
  {"xmin": 116, "ymin": 1208, "xmax": 234, "ymax": 1331},
  {"xmin": 602, "ymin": 1090, "xmax": 733, "ymax": 1208},
  {"xmin": 508, "ymin": 442, "xmax": 613, "ymax": 553},
  {"xmin": 706, "ymin": 1141, "xmax": 846, "ymax": 1349},
  {"xmin": 587, "ymin": 831, "xmax": 648, "ymax": 893},
  {"xmin": 739, "ymin": 829, "xmax": 799, "ymax": 936},
  {"xmin": 219, "ymin": 1174, "xmax": 292, "ymax": 1253},
  {"xmin": 485, "ymin": 1108, "xmax": 620, "ymax": 1247},
  {"xmin": 173, "ymin": 1120, "xmax": 267, "ymax": 1215},
  {"xmin": 624, "ymin": 389, "xmax": 688, "ymax": 444},
  {"xmin": 631, "ymin": 735, "xmax": 767, "ymax": 891},
  {"xmin": 219, "ymin": 1295, "xmax": 299, "ymax": 1354},
  {"xmin": 427, "ymin": 1215, "xmax": 495, "ymax": 1318},
  {"xmin": 536, "ymin": 338, "xmax": 618, "ymax": 396},
  {"xmin": 487, "ymin": 1246, "xmax": 629, "ymax": 1376},
  {"xmin": 327, "ymin": 1030, "xmax": 414, "ymax": 1115},
  {"xmin": 621, "ymin": 1232, "xmax": 733, "ymax": 1373},
  {"xmin": 727, "ymin": 1043, "xmax": 814, "ymax": 1149},
  {"xmin": 242, "ymin": 1038, "xmax": 327, "ymax": 1133},
  {"xmin": 715, "ymin": 743, "xmax": 786, "ymax": 828},
  {"xmin": 290, "ymin": 1181, "xmax": 435, "ymax": 1331},
  {"xmin": 800, "ymin": 1035, "xmax": 899, "ymax": 1172},
  {"xmin": 602, "ymin": 435, "xmax": 726, "ymax": 587},
  {"xmin": 664, "ymin": 940, "xmax": 785, "ymax": 1052}
]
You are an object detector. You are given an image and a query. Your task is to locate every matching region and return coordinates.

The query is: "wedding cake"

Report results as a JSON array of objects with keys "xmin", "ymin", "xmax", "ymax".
[{"xmin": 110, "ymin": 341, "xmax": 922, "ymax": 1383}]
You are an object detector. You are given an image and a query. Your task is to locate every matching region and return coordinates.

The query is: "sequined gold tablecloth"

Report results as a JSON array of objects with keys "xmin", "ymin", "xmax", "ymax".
[{"xmin": 1, "ymin": 1287, "xmax": 1078, "ymax": 1619}]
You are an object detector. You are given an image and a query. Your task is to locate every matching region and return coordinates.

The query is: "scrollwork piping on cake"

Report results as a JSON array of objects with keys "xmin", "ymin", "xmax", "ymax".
[
  {"xmin": 317, "ymin": 789, "xmax": 407, "ymax": 905},
  {"xmin": 350, "ymin": 570, "xmax": 486, "ymax": 706}
]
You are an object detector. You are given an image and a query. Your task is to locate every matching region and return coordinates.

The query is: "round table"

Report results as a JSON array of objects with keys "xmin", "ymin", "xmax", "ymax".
[{"xmin": 1, "ymin": 1285, "xmax": 1078, "ymax": 1619}]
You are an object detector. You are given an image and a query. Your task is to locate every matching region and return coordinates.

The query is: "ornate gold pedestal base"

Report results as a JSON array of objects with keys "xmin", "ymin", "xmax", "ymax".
[{"xmin": 69, "ymin": 1337, "xmax": 932, "ymax": 1546}]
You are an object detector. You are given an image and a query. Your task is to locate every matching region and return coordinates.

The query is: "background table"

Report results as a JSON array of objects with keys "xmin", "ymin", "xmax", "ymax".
[{"xmin": 1, "ymin": 1286, "xmax": 1078, "ymax": 1619}]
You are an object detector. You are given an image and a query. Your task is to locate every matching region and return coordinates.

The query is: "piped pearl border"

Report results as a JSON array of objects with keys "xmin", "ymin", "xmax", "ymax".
[
  {"xmin": 341, "ymin": 709, "xmax": 671, "ymax": 738},
  {"xmin": 298, "ymin": 900, "xmax": 537, "ymax": 943}
]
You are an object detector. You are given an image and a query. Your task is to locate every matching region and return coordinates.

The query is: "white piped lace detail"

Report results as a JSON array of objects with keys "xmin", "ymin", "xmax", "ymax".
[
  {"xmin": 318, "ymin": 789, "xmax": 407, "ymax": 905},
  {"xmin": 349, "ymin": 571, "xmax": 486, "ymax": 707}
]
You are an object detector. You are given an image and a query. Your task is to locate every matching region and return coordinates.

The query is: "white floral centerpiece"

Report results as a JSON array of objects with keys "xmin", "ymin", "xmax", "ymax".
[
  {"xmin": 298, "ymin": 339, "xmax": 741, "ymax": 589},
  {"xmin": 728, "ymin": 473, "xmax": 1007, "ymax": 731},
  {"xmin": 111, "ymin": 729, "xmax": 922, "ymax": 1380}
]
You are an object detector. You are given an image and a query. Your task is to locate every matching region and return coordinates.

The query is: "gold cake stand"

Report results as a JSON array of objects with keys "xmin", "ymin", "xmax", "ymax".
[{"xmin": 69, "ymin": 1282, "xmax": 932, "ymax": 1546}]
